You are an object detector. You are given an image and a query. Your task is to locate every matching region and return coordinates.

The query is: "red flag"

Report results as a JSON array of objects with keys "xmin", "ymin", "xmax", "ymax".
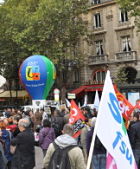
[
  {"xmin": 115, "ymin": 89, "xmax": 134, "ymax": 120},
  {"xmin": 69, "ymin": 100, "xmax": 85, "ymax": 138}
]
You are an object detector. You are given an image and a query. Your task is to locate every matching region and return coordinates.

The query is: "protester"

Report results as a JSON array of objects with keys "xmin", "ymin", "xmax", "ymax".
[
  {"xmin": 63, "ymin": 107, "xmax": 70, "ymax": 124},
  {"xmin": 34, "ymin": 109, "xmax": 43, "ymax": 130},
  {"xmin": 81, "ymin": 106, "xmax": 93, "ymax": 119},
  {"xmin": 23, "ymin": 110, "xmax": 34, "ymax": 130},
  {"xmin": 127, "ymin": 112, "xmax": 139, "ymax": 137},
  {"xmin": 80, "ymin": 119, "xmax": 90, "ymax": 163},
  {"xmin": 11, "ymin": 117, "xmax": 35, "ymax": 169},
  {"xmin": 0, "ymin": 129, "xmax": 8, "ymax": 169},
  {"xmin": 42, "ymin": 108, "xmax": 49, "ymax": 122},
  {"xmin": 51, "ymin": 109, "xmax": 65, "ymax": 137},
  {"xmin": 39, "ymin": 119, "xmax": 55, "ymax": 156},
  {"xmin": 6, "ymin": 117, "xmax": 17, "ymax": 133},
  {"xmin": 0, "ymin": 120, "xmax": 12, "ymax": 169},
  {"xmin": 134, "ymin": 99, "xmax": 140, "ymax": 113},
  {"xmin": 43, "ymin": 124, "xmax": 86, "ymax": 169},
  {"xmin": 129, "ymin": 111, "xmax": 140, "ymax": 169},
  {"xmin": 3, "ymin": 108, "xmax": 12, "ymax": 118},
  {"xmin": 86, "ymin": 117, "xmax": 106, "ymax": 169},
  {"xmin": 11, "ymin": 115, "xmax": 22, "ymax": 137}
]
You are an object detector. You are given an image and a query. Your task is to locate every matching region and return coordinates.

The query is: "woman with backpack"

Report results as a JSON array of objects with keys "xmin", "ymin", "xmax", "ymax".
[{"xmin": 39, "ymin": 119, "xmax": 55, "ymax": 156}]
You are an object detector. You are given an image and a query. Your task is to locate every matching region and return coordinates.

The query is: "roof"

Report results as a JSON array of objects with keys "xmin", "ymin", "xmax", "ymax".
[
  {"xmin": 0, "ymin": 90, "xmax": 29, "ymax": 98},
  {"xmin": 71, "ymin": 84, "xmax": 104, "ymax": 95}
]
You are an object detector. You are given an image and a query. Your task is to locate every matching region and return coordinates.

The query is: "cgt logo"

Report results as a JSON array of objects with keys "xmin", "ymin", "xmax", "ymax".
[{"xmin": 26, "ymin": 66, "xmax": 40, "ymax": 81}]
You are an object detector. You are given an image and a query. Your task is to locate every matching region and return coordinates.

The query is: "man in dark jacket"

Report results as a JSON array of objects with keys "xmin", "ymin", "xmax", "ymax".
[
  {"xmin": 51, "ymin": 109, "xmax": 65, "ymax": 137},
  {"xmin": 129, "ymin": 112, "xmax": 140, "ymax": 169},
  {"xmin": 11, "ymin": 117, "xmax": 35, "ymax": 169},
  {"xmin": 86, "ymin": 118, "xmax": 106, "ymax": 169}
]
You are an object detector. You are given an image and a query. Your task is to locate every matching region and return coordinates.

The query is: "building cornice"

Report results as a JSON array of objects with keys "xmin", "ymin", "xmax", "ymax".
[
  {"xmin": 88, "ymin": 0, "xmax": 116, "ymax": 11},
  {"xmin": 93, "ymin": 30, "xmax": 107, "ymax": 35},
  {"xmin": 115, "ymin": 25, "xmax": 135, "ymax": 31}
]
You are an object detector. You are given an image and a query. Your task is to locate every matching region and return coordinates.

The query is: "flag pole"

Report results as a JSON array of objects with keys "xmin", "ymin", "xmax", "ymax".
[
  {"xmin": 86, "ymin": 109, "xmax": 100, "ymax": 169},
  {"xmin": 86, "ymin": 72, "xmax": 108, "ymax": 169},
  {"xmin": 86, "ymin": 127, "xmax": 97, "ymax": 169}
]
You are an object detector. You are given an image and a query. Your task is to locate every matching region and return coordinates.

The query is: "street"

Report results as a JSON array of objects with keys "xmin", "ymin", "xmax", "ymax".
[{"xmin": 34, "ymin": 146, "xmax": 44, "ymax": 169}]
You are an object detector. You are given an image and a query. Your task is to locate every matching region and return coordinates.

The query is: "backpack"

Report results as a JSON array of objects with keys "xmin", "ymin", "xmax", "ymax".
[{"xmin": 48, "ymin": 142, "xmax": 77, "ymax": 169}]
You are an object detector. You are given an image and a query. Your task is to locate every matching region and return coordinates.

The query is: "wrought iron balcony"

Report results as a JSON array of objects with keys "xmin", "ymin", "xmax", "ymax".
[
  {"xmin": 88, "ymin": 54, "xmax": 108, "ymax": 65},
  {"xmin": 115, "ymin": 51, "xmax": 137, "ymax": 62}
]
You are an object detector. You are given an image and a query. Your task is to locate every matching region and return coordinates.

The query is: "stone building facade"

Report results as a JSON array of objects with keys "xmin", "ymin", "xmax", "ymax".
[{"xmin": 72, "ymin": 0, "xmax": 140, "ymax": 104}]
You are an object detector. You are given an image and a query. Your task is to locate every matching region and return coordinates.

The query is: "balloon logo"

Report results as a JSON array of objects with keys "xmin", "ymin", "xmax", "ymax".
[{"xmin": 19, "ymin": 55, "xmax": 56, "ymax": 100}]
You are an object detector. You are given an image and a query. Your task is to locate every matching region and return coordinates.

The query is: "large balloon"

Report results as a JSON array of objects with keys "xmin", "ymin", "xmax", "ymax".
[{"xmin": 19, "ymin": 55, "xmax": 56, "ymax": 100}]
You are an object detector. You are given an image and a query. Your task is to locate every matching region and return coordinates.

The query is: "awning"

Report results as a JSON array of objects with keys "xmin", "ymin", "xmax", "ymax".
[
  {"xmin": 71, "ymin": 86, "xmax": 86, "ymax": 95},
  {"xmin": 0, "ymin": 90, "xmax": 29, "ymax": 98},
  {"xmin": 71, "ymin": 84, "xmax": 104, "ymax": 95}
]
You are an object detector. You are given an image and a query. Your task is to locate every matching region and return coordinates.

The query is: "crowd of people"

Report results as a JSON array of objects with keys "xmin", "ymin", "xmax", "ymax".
[{"xmin": 0, "ymin": 104, "xmax": 140, "ymax": 169}]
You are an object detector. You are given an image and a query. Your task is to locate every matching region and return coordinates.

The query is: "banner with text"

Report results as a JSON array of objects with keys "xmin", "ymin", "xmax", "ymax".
[{"xmin": 96, "ymin": 71, "xmax": 137, "ymax": 169}]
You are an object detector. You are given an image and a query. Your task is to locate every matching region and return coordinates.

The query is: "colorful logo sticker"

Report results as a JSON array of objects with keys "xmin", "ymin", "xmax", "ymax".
[{"xmin": 26, "ymin": 66, "xmax": 40, "ymax": 81}]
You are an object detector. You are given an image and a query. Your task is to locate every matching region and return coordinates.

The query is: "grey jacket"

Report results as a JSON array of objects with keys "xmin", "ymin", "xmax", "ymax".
[{"xmin": 43, "ymin": 134, "xmax": 86, "ymax": 169}]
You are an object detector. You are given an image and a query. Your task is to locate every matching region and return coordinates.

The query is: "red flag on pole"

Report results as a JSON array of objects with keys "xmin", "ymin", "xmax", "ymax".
[
  {"xmin": 69, "ymin": 100, "xmax": 85, "ymax": 138},
  {"xmin": 115, "ymin": 89, "xmax": 134, "ymax": 120}
]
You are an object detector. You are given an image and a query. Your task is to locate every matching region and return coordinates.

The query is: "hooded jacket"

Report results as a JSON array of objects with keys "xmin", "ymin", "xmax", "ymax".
[{"xmin": 43, "ymin": 134, "xmax": 86, "ymax": 169}]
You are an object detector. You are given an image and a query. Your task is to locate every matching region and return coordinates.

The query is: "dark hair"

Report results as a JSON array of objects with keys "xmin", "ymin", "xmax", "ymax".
[
  {"xmin": 134, "ymin": 112, "xmax": 140, "ymax": 120},
  {"xmin": 13, "ymin": 115, "xmax": 22, "ymax": 122},
  {"xmin": 24, "ymin": 110, "xmax": 30, "ymax": 116},
  {"xmin": 43, "ymin": 119, "xmax": 51, "ymax": 128}
]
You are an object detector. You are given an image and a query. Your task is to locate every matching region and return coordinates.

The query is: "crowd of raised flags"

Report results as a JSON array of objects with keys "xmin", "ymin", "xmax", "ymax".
[{"xmin": 67, "ymin": 70, "xmax": 140, "ymax": 169}]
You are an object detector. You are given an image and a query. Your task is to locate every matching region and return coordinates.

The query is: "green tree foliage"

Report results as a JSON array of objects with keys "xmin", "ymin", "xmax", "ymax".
[
  {"xmin": 114, "ymin": 67, "xmax": 128, "ymax": 85},
  {"xmin": 117, "ymin": 0, "xmax": 140, "ymax": 29},
  {"xmin": 0, "ymin": 0, "xmax": 88, "ymax": 79}
]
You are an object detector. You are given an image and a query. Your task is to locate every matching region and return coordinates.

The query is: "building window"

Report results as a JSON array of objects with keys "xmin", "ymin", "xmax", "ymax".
[
  {"xmin": 95, "ymin": 40, "xmax": 104, "ymax": 55},
  {"xmin": 120, "ymin": 10, "xmax": 128, "ymax": 22},
  {"xmin": 121, "ymin": 36, "xmax": 131, "ymax": 52},
  {"xmin": 94, "ymin": 13, "xmax": 101, "ymax": 28},
  {"xmin": 93, "ymin": 70, "xmax": 106, "ymax": 84},
  {"xmin": 73, "ymin": 70, "xmax": 80, "ymax": 83},
  {"xmin": 93, "ymin": 0, "xmax": 100, "ymax": 4},
  {"xmin": 62, "ymin": 72, "xmax": 66, "ymax": 82}
]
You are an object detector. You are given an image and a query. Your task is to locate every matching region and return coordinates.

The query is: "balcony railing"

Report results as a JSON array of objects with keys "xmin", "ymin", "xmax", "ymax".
[
  {"xmin": 88, "ymin": 54, "xmax": 108, "ymax": 65},
  {"xmin": 115, "ymin": 51, "xmax": 137, "ymax": 62}
]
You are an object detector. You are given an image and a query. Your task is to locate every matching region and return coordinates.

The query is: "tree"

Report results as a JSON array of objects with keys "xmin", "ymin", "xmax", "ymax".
[
  {"xmin": 0, "ymin": 0, "xmax": 88, "ymax": 64},
  {"xmin": 117, "ymin": 0, "xmax": 140, "ymax": 29},
  {"xmin": 114, "ymin": 67, "xmax": 128, "ymax": 85},
  {"xmin": 0, "ymin": 0, "xmax": 89, "ymax": 90}
]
